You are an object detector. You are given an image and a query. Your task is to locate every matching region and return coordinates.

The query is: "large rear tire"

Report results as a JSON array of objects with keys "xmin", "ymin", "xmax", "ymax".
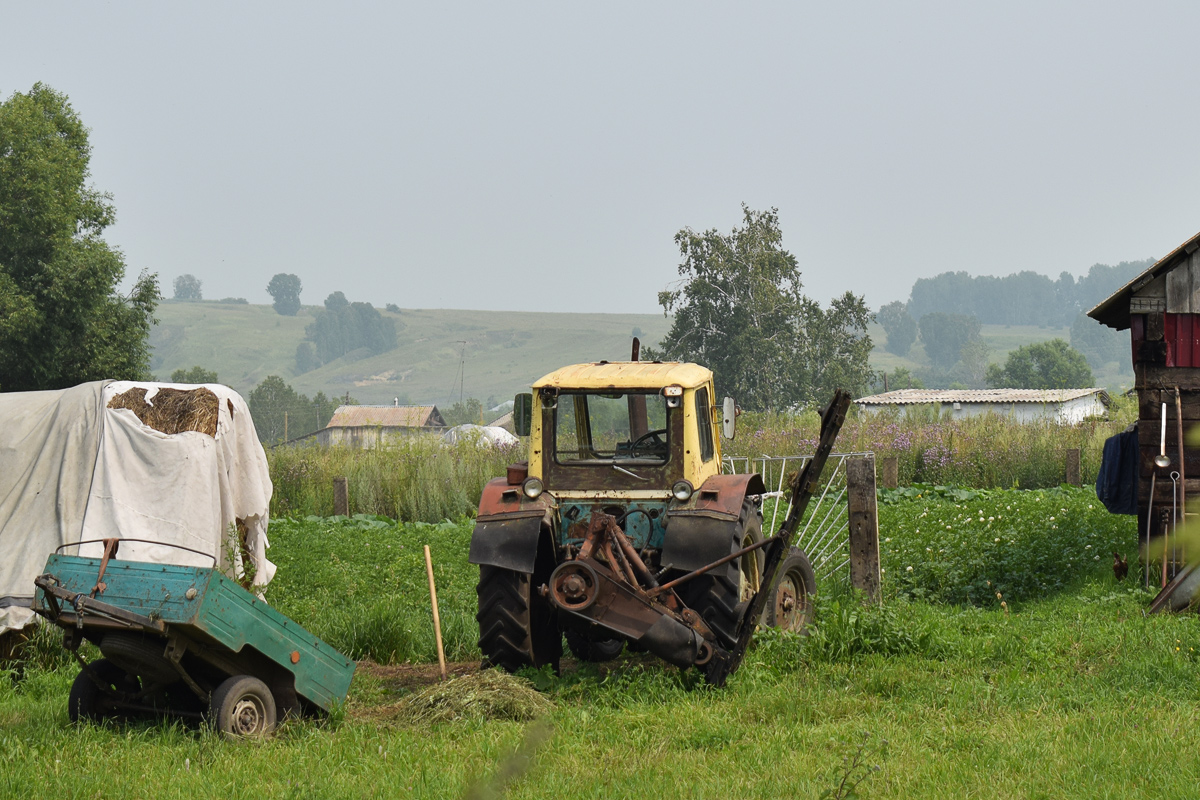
[
  {"xmin": 677, "ymin": 499, "xmax": 762, "ymax": 649},
  {"xmin": 476, "ymin": 533, "xmax": 561, "ymax": 673}
]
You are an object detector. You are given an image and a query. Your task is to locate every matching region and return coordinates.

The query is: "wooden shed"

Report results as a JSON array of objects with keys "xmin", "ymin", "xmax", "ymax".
[{"xmin": 1089, "ymin": 229, "xmax": 1200, "ymax": 577}]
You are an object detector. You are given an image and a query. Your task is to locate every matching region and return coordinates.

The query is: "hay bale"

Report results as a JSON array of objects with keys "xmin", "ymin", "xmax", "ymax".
[
  {"xmin": 381, "ymin": 670, "xmax": 553, "ymax": 724},
  {"xmin": 107, "ymin": 387, "xmax": 220, "ymax": 437}
]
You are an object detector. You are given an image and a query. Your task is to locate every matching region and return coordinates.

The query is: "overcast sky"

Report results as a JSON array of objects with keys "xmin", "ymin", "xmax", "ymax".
[{"xmin": 4, "ymin": 2, "xmax": 1198, "ymax": 313}]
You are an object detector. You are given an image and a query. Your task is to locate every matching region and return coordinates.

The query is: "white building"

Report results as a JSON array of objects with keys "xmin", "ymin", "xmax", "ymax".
[{"xmin": 855, "ymin": 388, "xmax": 1111, "ymax": 424}]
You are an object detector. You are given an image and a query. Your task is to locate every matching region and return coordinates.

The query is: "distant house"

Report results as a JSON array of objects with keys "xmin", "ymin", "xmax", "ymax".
[
  {"xmin": 855, "ymin": 388, "xmax": 1111, "ymax": 424},
  {"xmin": 285, "ymin": 404, "xmax": 447, "ymax": 448}
]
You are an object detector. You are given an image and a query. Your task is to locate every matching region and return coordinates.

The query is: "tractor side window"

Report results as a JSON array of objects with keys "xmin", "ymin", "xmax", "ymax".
[
  {"xmin": 696, "ymin": 387, "xmax": 714, "ymax": 462},
  {"xmin": 554, "ymin": 392, "xmax": 668, "ymax": 465}
]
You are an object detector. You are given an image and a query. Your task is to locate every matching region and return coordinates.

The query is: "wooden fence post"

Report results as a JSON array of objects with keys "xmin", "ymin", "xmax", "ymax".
[
  {"xmin": 1065, "ymin": 448, "xmax": 1081, "ymax": 487},
  {"xmin": 846, "ymin": 455, "xmax": 881, "ymax": 601},
  {"xmin": 333, "ymin": 477, "xmax": 349, "ymax": 517},
  {"xmin": 881, "ymin": 456, "xmax": 899, "ymax": 490}
]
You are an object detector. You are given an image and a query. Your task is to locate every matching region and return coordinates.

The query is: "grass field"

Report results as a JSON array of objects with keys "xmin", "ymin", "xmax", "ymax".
[{"xmin": 4, "ymin": 488, "xmax": 1197, "ymax": 798}]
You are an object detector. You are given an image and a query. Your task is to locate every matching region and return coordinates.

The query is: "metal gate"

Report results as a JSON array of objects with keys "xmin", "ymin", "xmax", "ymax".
[{"xmin": 723, "ymin": 452, "xmax": 872, "ymax": 584}]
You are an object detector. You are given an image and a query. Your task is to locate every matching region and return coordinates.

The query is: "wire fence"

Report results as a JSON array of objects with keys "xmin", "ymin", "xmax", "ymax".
[{"xmin": 723, "ymin": 452, "xmax": 873, "ymax": 584}]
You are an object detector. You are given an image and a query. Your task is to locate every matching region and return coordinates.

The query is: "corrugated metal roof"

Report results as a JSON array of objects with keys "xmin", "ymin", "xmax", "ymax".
[
  {"xmin": 1088, "ymin": 228, "xmax": 1200, "ymax": 330},
  {"xmin": 534, "ymin": 361, "xmax": 713, "ymax": 390},
  {"xmin": 855, "ymin": 388, "xmax": 1111, "ymax": 406},
  {"xmin": 326, "ymin": 405, "xmax": 446, "ymax": 428}
]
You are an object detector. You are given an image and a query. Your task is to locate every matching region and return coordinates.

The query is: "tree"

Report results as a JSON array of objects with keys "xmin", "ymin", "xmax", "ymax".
[
  {"xmin": 647, "ymin": 205, "xmax": 873, "ymax": 409},
  {"xmin": 301, "ymin": 292, "xmax": 398, "ymax": 367},
  {"xmin": 0, "ymin": 83, "xmax": 159, "ymax": 392},
  {"xmin": 877, "ymin": 301, "xmax": 917, "ymax": 356},
  {"xmin": 173, "ymin": 274, "xmax": 202, "ymax": 300},
  {"xmin": 986, "ymin": 339, "xmax": 1094, "ymax": 389},
  {"xmin": 267, "ymin": 273, "xmax": 302, "ymax": 316},
  {"xmin": 955, "ymin": 338, "xmax": 992, "ymax": 388},
  {"xmin": 443, "ymin": 398, "xmax": 484, "ymax": 427},
  {"xmin": 1070, "ymin": 312, "xmax": 1129, "ymax": 371},
  {"xmin": 918, "ymin": 313, "xmax": 981, "ymax": 370},
  {"xmin": 170, "ymin": 365, "xmax": 218, "ymax": 384},
  {"xmin": 247, "ymin": 376, "xmax": 349, "ymax": 442}
]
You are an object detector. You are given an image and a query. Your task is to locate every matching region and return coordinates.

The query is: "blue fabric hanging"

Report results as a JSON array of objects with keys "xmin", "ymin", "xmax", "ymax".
[{"xmin": 1095, "ymin": 428, "xmax": 1138, "ymax": 515}]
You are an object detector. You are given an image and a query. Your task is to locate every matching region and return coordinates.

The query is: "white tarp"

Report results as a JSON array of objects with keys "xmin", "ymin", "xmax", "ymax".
[
  {"xmin": 0, "ymin": 381, "xmax": 274, "ymax": 634},
  {"xmin": 441, "ymin": 424, "xmax": 520, "ymax": 448}
]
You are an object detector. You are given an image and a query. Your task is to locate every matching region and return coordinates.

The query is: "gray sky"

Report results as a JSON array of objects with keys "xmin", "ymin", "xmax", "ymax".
[{"xmin": 5, "ymin": 2, "xmax": 1198, "ymax": 313}]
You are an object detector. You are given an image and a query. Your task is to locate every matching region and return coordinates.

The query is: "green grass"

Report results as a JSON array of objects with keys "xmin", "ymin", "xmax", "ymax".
[{"xmin": 4, "ymin": 490, "xmax": 1197, "ymax": 798}]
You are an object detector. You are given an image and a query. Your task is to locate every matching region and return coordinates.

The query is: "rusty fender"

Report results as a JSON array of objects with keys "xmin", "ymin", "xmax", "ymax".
[
  {"xmin": 468, "ymin": 478, "xmax": 553, "ymax": 573},
  {"xmin": 660, "ymin": 473, "xmax": 766, "ymax": 573}
]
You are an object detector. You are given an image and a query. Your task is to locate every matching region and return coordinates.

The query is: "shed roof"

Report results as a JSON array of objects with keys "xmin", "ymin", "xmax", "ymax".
[
  {"xmin": 533, "ymin": 362, "xmax": 713, "ymax": 390},
  {"xmin": 1088, "ymin": 228, "xmax": 1200, "ymax": 330},
  {"xmin": 326, "ymin": 405, "xmax": 446, "ymax": 428},
  {"xmin": 855, "ymin": 388, "xmax": 1111, "ymax": 406}
]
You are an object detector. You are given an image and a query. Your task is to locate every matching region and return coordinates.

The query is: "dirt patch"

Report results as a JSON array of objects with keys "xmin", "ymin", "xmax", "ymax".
[
  {"xmin": 357, "ymin": 659, "xmax": 481, "ymax": 693},
  {"xmin": 107, "ymin": 386, "xmax": 220, "ymax": 436}
]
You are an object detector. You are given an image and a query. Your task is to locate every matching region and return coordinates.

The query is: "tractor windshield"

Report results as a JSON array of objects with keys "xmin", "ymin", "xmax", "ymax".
[{"xmin": 554, "ymin": 391, "xmax": 669, "ymax": 465}]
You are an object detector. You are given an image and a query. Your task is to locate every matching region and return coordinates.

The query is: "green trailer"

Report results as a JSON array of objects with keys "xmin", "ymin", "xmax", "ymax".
[{"xmin": 32, "ymin": 539, "xmax": 355, "ymax": 737}]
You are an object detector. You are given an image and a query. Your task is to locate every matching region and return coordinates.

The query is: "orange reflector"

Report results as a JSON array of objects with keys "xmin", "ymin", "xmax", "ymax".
[{"xmin": 290, "ymin": 651, "xmax": 300, "ymax": 664}]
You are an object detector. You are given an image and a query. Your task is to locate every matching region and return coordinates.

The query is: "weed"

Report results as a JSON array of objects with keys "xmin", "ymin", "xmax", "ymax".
[{"xmin": 820, "ymin": 731, "xmax": 889, "ymax": 800}]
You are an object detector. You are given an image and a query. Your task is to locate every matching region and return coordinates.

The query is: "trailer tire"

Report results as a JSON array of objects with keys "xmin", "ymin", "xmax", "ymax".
[
  {"xmin": 763, "ymin": 547, "xmax": 816, "ymax": 633},
  {"xmin": 477, "ymin": 531, "xmax": 561, "ymax": 674},
  {"xmin": 564, "ymin": 628, "xmax": 625, "ymax": 662},
  {"xmin": 68, "ymin": 659, "xmax": 138, "ymax": 723},
  {"xmin": 209, "ymin": 675, "xmax": 277, "ymax": 738},
  {"xmin": 678, "ymin": 499, "xmax": 762, "ymax": 649}
]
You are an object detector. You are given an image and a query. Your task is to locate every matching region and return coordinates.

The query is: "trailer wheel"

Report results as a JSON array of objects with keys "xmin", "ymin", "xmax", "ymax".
[
  {"xmin": 209, "ymin": 675, "xmax": 277, "ymax": 738},
  {"xmin": 564, "ymin": 628, "xmax": 625, "ymax": 662},
  {"xmin": 679, "ymin": 499, "xmax": 762, "ymax": 649},
  {"xmin": 763, "ymin": 547, "xmax": 816, "ymax": 633},
  {"xmin": 68, "ymin": 658, "xmax": 138, "ymax": 723}
]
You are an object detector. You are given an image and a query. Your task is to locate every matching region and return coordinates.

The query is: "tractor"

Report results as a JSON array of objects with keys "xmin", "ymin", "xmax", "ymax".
[{"xmin": 468, "ymin": 349, "xmax": 849, "ymax": 685}]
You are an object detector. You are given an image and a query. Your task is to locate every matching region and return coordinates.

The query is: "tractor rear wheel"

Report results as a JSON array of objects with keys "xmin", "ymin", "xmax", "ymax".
[
  {"xmin": 477, "ymin": 549, "xmax": 561, "ymax": 673},
  {"xmin": 677, "ymin": 499, "xmax": 762, "ymax": 649}
]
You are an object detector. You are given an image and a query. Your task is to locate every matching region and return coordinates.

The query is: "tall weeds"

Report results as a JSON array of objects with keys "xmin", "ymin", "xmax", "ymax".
[
  {"xmin": 267, "ymin": 437, "xmax": 520, "ymax": 521},
  {"xmin": 731, "ymin": 399, "xmax": 1136, "ymax": 489}
]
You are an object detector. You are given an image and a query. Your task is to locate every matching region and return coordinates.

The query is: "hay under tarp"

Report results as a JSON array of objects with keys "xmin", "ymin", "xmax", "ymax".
[
  {"xmin": 107, "ymin": 386, "xmax": 220, "ymax": 436},
  {"xmin": 377, "ymin": 670, "xmax": 553, "ymax": 724}
]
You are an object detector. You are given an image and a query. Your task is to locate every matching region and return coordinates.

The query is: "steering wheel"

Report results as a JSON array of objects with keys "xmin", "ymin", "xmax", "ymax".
[{"xmin": 629, "ymin": 429, "xmax": 667, "ymax": 456}]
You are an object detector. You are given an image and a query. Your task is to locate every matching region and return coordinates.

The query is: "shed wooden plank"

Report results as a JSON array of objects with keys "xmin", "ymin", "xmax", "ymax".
[
  {"xmin": 1136, "ymin": 363, "xmax": 1200, "ymax": 389},
  {"xmin": 1167, "ymin": 265, "xmax": 1191, "ymax": 313}
]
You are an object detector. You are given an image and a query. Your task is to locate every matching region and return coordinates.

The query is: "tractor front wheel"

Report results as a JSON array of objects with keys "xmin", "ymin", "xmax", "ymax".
[{"xmin": 763, "ymin": 547, "xmax": 816, "ymax": 632}]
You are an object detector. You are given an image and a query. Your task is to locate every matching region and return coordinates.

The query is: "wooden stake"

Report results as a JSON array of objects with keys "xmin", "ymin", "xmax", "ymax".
[{"xmin": 424, "ymin": 545, "xmax": 447, "ymax": 680}]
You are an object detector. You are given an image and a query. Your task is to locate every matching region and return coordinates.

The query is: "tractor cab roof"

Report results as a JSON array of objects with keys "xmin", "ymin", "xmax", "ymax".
[{"xmin": 533, "ymin": 361, "xmax": 713, "ymax": 391}]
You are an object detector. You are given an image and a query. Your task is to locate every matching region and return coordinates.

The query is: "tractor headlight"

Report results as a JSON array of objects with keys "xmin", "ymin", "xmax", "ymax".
[
  {"xmin": 671, "ymin": 480, "xmax": 694, "ymax": 502},
  {"xmin": 522, "ymin": 477, "xmax": 544, "ymax": 500}
]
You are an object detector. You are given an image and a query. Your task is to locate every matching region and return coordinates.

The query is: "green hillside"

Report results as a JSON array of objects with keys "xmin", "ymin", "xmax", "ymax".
[
  {"xmin": 151, "ymin": 302, "xmax": 674, "ymax": 405},
  {"xmin": 151, "ymin": 303, "xmax": 1134, "ymax": 404}
]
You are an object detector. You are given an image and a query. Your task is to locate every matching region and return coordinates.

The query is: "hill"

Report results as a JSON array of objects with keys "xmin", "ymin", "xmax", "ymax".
[
  {"xmin": 151, "ymin": 302, "xmax": 674, "ymax": 405},
  {"xmin": 151, "ymin": 302, "xmax": 1134, "ymax": 405}
]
